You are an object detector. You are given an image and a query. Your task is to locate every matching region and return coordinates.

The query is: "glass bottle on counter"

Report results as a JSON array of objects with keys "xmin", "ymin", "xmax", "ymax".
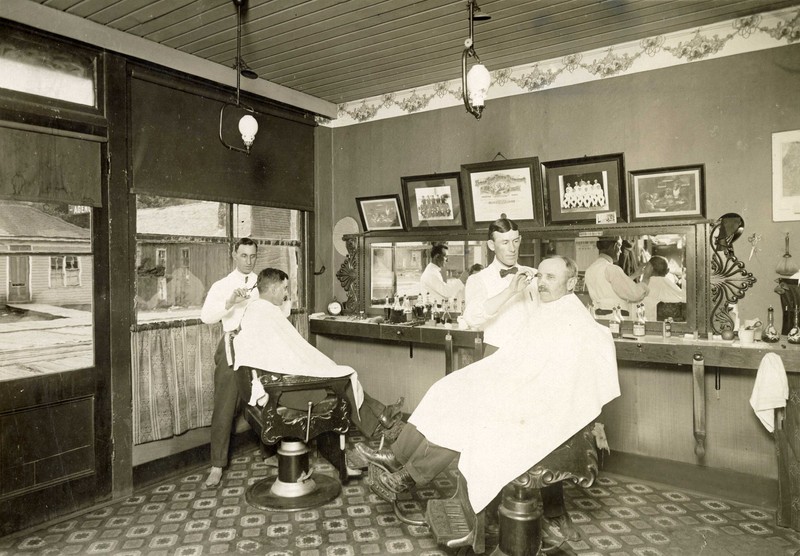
[
  {"xmin": 762, "ymin": 305, "xmax": 780, "ymax": 343},
  {"xmin": 391, "ymin": 295, "xmax": 403, "ymax": 323},
  {"xmin": 442, "ymin": 299, "xmax": 453, "ymax": 325},
  {"xmin": 402, "ymin": 295, "xmax": 413, "ymax": 322},
  {"xmin": 633, "ymin": 303, "xmax": 646, "ymax": 337},
  {"xmin": 424, "ymin": 292, "xmax": 433, "ymax": 322},
  {"xmin": 788, "ymin": 307, "xmax": 800, "ymax": 344},
  {"xmin": 384, "ymin": 295, "xmax": 392, "ymax": 320},
  {"xmin": 414, "ymin": 292, "xmax": 425, "ymax": 320},
  {"xmin": 609, "ymin": 306, "xmax": 622, "ymax": 339}
]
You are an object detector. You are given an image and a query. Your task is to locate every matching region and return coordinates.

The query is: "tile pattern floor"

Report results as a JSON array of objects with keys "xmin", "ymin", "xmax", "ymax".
[{"xmin": 2, "ymin": 437, "xmax": 800, "ymax": 556}]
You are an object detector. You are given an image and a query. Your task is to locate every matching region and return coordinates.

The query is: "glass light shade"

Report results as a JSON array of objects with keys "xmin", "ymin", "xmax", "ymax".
[
  {"xmin": 238, "ymin": 114, "xmax": 259, "ymax": 147},
  {"xmin": 466, "ymin": 63, "xmax": 491, "ymax": 107}
]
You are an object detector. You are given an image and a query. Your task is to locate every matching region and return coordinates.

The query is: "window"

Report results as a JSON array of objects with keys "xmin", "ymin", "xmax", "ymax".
[
  {"xmin": 0, "ymin": 200, "xmax": 94, "ymax": 380},
  {"xmin": 135, "ymin": 196, "xmax": 305, "ymax": 323},
  {"xmin": 0, "ymin": 26, "xmax": 97, "ymax": 107}
]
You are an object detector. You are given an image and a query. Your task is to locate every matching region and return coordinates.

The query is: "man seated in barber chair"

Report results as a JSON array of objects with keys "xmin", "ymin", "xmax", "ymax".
[
  {"xmin": 354, "ymin": 256, "xmax": 620, "ymax": 546},
  {"xmin": 232, "ymin": 268, "xmax": 404, "ymax": 483}
]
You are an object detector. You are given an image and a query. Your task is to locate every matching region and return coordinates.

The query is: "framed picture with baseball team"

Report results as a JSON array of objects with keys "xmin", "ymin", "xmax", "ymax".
[
  {"xmin": 628, "ymin": 165, "xmax": 706, "ymax": 222},
  {"xmin": 400, "ymin": 172, "xmax": 465, "ymax": 230},
  {"xmin": 541, "ymin": 153, "xmax": 626, "ymax": 225},
  {"xmin": 461, "ymin": 157, "xmax": 543, "ymax": 229}
]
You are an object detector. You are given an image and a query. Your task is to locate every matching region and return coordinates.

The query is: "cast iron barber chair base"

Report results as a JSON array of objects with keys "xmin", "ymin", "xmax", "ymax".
[
  {"xmin": 367, "ymin": 423, "xmax": 598, "ymax": 556},
  {"xmin": 245, "ymin": 439, "xmax": 341, "ymax": 512},
  {"xmin": 239, "ymin": 371, "xmax": 351, "ymax": 513}
]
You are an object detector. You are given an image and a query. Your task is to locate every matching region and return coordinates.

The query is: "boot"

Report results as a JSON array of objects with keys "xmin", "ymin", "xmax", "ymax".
[
  {"xmin": 379, "ymin": 468, "xmax": 416, "ymax": 493},
  {"xmin": 353, "ymin": 442, "xmax": 402, "ymax": 472}
]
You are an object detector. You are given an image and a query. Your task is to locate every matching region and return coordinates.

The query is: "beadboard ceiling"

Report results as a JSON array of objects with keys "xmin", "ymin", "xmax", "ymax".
[{"xmin": 28, "ymin": 0, "xmax": 800, "ymax": 105}]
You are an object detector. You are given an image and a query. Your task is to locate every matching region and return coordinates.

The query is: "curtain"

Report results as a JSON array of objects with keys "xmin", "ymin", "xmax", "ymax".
[{"xmin": 131, "ymin": 321, "xmax": 222, "ymax": 445}]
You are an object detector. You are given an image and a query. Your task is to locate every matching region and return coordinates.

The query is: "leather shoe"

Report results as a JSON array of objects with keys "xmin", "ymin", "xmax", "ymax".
[
  {"xmin": 354, "ymin": 442, "xmax": 402, "ymax": 472},
  {"xmin": 378, "ymin": 468, "xmax": 416, "ymax": 493},
  {"xmin": 378, "ymin": 397, "xmax": 404, "ymax": 429}
]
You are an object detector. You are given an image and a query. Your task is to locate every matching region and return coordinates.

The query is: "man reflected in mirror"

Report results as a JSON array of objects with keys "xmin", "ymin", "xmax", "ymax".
[{"xmin": 585, "ymin": 237, "xmax": 649, "ymax": 318}]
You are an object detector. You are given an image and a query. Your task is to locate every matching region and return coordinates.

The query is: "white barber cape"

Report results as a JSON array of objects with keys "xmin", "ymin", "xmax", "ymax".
[
  {"xmin": 233, "ymin": 299, "xmax": 364, "ymax": 410},
  {"xmin": 409, "ymin": 293, "xmax": 620, "ymax": 513}
]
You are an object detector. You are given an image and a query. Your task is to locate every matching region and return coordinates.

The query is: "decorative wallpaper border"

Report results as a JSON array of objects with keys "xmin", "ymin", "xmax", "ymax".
[{"xmin": 321, "ymin": 7, "xmax": 800, "ymax": 128}]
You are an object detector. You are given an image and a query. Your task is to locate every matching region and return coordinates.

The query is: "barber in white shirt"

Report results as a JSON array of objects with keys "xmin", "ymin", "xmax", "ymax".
[
  {"xmin": 419, "ymin": 244, "xmax": 464, "ymax": 306},
  {"xmin": 199, "ymin": 237, "xmax": 260, "ymax": 488},
  {"xmin": 463, "ymin": 216, "xmax": 538, "ymax": 354}
]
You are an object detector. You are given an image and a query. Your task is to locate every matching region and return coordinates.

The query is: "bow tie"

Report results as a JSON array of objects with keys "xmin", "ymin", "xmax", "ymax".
[{"xmin": 499, "ymin": 266, "xmax": 518, "ymax": 278}]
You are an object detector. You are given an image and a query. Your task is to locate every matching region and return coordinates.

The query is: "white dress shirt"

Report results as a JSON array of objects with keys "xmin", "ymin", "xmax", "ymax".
[
  {"xmin": 462, "ymin": 259, "xmax": 538, "ymax": 349},
  {"xmin": 643, "ymin": 276, "xmax": 685, "ymax": 321},
  {"xmin": 420, "ymin": 262, "xmax": 463, "ymax": 305},
  {"xmin": 200, "ymin": 269, "xmax": 259, "ymax": 331},
  {"xmin": 584, "ymin": 254, "xmax": 648, "ymax": 315}
]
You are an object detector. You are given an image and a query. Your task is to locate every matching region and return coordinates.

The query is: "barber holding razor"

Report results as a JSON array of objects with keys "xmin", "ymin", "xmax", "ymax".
[
  {"xmin": 462, "ymin": 215, "xmax": 539, "ymax": 355},
  {"xmin": 200, "ymin": 237, "xmax": 260, "ymax": 488}
]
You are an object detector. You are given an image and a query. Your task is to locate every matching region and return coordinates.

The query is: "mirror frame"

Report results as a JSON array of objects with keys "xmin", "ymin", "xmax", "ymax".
[{"xmin": 338, "ymin": 221, "xmax": 710, "ymax": 335}]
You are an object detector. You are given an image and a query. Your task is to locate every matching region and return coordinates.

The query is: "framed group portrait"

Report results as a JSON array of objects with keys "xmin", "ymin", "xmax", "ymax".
[
  {"xmin": 628, "ymin": 164, "xmax": 706, "ymax": 222},
  {"xmin": 541, "ymin": 153, "xmax": 626, "ymax": 225},
  {"xmin": 460, "ymin": 157, "xmax": 542, "ymax": 228},
  {"xmin": 355, "ymin": 194, "xmax": 406, "ymax": 232},
  {"xmin": 400, "ymin": 172, "xmax": 465, "ymax": 230}
]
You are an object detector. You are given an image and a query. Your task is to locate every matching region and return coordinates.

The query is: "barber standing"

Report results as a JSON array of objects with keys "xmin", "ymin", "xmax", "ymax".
[
  {"xmin": 585, "ymin": 237, "xmax": 648, "ymax": 317},
  {"xmin": 419, "ymin": 244, "xmax": 464, "ymax": 306},
  {"xmin": 462, "ymin": 216, "xmax": 538, "ymax": 355},
  {"xmin": 200, "ymin": 237, "xmax": 260, "ymax": 488}
]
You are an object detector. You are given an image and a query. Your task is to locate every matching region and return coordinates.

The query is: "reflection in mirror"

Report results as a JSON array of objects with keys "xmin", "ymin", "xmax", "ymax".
[
  {"xmin": 369, "ymin": 241, "xmax": 488, "ymax": 310},
  {"xmin": 541, "ymin": 233, "xmax": 688, "ymax": 323}
]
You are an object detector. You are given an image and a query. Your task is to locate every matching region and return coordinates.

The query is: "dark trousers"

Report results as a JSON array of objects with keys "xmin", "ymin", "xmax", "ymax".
[
  {"xmin": 210, "ymin": 336, "xmax": 240, "ymax": 468},
  {"xmin": 390, "ymin": 423, "xmax": 458, "ymax": 485}
]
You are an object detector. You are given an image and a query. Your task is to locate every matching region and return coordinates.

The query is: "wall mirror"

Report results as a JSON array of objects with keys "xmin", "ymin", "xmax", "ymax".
[{"xmin": 345, "ymin": 222, "xmax": 708, "ymax": 334}]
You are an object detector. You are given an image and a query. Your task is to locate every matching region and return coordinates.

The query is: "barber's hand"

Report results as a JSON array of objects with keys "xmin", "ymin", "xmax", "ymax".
[
  {"xmin": 509, "ymin": 271, "xmax": 534, "ymax": 293},
  {"xmin": 226, "ymin": 288, "xmax": 250, "ymax": 309}
]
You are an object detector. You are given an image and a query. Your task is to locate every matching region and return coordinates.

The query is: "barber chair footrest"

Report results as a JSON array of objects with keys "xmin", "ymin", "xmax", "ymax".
[
  {"xmin": 367, "ymin": 464, "xmax": 427, "ymax": 527},
  {"xmin": 246, "ymin": 475, "xmax": 341, "ymax": 512},
  {"xmin": 426, "ymin": 498, "xmax": 478, "ymax": 550}
]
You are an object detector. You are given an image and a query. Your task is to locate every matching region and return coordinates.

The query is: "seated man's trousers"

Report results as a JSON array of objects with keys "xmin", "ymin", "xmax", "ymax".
[{"xmin": 390, "ymin": 423, "xmax": 458, "ymax": 485}]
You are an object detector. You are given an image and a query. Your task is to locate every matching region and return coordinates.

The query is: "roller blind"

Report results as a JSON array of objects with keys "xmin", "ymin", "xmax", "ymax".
[
  {"xmin": 0, "ymin": 125, "xmax": 102, "ymax": 206},
  {"xmin": 130, "ymin": 75, "xmax": 315, "ymax": 211}
]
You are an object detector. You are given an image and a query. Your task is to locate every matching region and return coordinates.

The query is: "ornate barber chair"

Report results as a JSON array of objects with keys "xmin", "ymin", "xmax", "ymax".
[
  {"xmin": 238, "ymin": 369, "xmax": 351, "ymax": 511},
  {"xmin": 368, "ymin": 423, "xmax": 599, "ymax": 556}
]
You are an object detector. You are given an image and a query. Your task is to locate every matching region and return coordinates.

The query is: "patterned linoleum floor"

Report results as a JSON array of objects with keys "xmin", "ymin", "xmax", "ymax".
[{"xmin": 2, "ymin": 436, "xmax": 800, "ymax": 556}]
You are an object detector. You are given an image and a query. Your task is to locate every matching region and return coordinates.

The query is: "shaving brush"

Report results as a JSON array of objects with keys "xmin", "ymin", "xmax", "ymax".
[{"xmin": 776, "ymin": 233, "xmax": 799, "ymax": 277}]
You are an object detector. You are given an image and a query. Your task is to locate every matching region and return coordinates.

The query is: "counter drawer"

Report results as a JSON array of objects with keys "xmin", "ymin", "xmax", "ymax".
[{"xmin": 380, "ymin": 324, "xmax": 420, "ymax": 342}]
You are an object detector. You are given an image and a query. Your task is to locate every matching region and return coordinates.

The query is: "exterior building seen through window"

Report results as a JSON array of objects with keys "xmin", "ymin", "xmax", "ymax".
[{"xmin": 0, "ymin": 200, "xmax": 94, "ymax": 381}]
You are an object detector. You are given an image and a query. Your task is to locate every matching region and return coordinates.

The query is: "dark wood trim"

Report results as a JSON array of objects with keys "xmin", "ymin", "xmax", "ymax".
[
  {"xmin": 105, "ymin": 52, "xmax": 135, "ymax": 498},
  {"xmin": 602, "ymin": 450, "xmax": 778, "ymax": 509}
]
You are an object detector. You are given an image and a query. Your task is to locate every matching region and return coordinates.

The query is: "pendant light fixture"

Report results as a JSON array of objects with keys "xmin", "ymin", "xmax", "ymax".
[
  {"xmin": 219, "ymin": 0, "xmax": 258, "ymax": 154},
  {"xmin": 462, "ymin": 0, "xmax": 491, "ymax": 119}
]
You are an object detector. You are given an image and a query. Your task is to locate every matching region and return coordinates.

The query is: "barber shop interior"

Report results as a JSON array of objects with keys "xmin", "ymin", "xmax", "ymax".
[{"xmin": 2, "ymin": 1, "xmax": 800, "ymax": 554}]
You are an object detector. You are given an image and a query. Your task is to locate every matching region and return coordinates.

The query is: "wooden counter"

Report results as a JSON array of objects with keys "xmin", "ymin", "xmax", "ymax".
[
  {"xmin": 310, "ymin": 316, "xmax": 484, "ymax": 374},
  {"xmin": 614, "ymin": 334, "xmax": 800, "ymax": 371}
]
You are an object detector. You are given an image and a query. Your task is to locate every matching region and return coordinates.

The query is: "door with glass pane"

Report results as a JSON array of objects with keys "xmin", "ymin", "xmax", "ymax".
[{"xmin": 0, "ymin": 194, "xmax": 106, "ymax": 537}]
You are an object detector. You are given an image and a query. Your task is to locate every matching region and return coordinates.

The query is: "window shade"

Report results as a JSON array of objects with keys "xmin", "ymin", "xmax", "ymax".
[
  {"xmin": 0, "ymin": 125, "xmax": 101, "ymax": 206},
  {"xmin": 130, "ymin": 76, "xmax": 315, "ymax": 211}
]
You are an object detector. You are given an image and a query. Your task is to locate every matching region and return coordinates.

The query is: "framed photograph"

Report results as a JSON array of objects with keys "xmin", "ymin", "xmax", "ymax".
[
  {"xmin": 460, "ymin": 157, "xmax": 542, "ymax": 228},
  {"xmin": 400, "ymin": 173, "xmax": 465, "ymax": 230},
  {"xmin": 629, "ymin": 165, "xmax": 706, "ymax": 222},
  {"xmin": 355, "ymin": 194, "xmax": 406, "ymax": 232},
  {"xmin": 541, "ymin": 153, "xmax": 626, "ymax": 225},
  {"xmin": 772, "ymin": 129, "xmax": 800, "ymax": 222}
]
